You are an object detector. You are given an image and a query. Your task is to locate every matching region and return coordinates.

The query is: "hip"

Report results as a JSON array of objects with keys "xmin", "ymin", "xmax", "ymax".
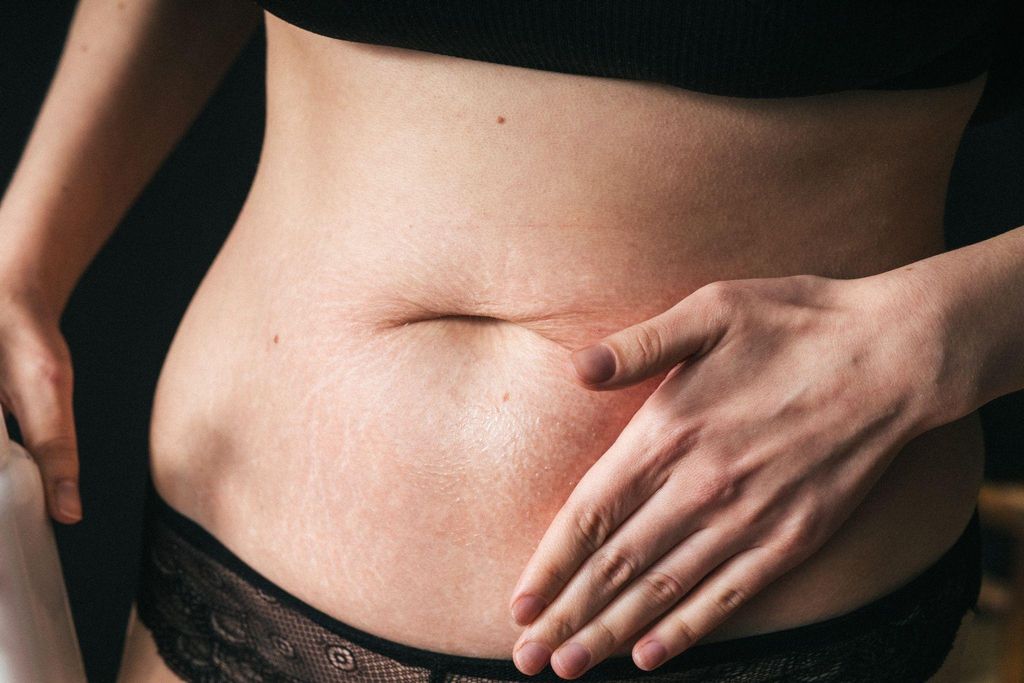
[
  {"xmin": 147, "ymin": 300, "xmax": 986, "ymax": 656},
  {"xmin": 135, "ymin": 473, "xmax": 984, "ymax": 681}
]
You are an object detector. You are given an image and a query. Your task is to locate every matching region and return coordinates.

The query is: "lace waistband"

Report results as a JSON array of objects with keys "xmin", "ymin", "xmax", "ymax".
[{"xmin": 137, "ymin": 479, "xmax": 981, "ymax": 682}]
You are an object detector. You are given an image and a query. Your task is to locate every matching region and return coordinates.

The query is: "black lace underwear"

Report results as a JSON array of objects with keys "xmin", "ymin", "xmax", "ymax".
[{"xmin": 136, "ymin": 481, "xmax": 981, "ymax": 682}]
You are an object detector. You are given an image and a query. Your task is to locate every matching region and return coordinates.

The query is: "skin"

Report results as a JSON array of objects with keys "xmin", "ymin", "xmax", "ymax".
[
  {"xmin": 507, "ymin": 264, "xmax": 1020, "ymax": 677},
  {"xmin": 0, "ymin": 0, "xmax": 261, "ymax": 521},
  {"xmin": 1, "ymin": 2, "xmax": 1022, "ymax": 682}
]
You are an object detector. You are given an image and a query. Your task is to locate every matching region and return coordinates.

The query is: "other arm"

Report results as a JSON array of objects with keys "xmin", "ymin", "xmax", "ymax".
[
  {"xmin": 0, "ymin": 0, "xmax": 260, "ymax": 523},
  {"xmin": 506, "ymin": 220, "xmax": 1024, "ymax": 677},
  {"xmin": 0, "ymin": 0, "xmax": 261, "ymax": 314}
]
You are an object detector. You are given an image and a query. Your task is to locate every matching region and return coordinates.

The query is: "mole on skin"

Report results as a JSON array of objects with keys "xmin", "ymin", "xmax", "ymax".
[
  {"xmin": 273, "ymin": 334, "xmax": 279, "ymax": 344},
  {"xmin": 497, "ymin": 115, "xmax": 506, "ymax": 124}
]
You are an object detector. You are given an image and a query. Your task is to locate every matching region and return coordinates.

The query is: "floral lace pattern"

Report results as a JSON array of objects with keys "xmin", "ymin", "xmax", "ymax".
[{"xmin": 136, "ymin": 492, "xmax": 980, "ymax": 683}]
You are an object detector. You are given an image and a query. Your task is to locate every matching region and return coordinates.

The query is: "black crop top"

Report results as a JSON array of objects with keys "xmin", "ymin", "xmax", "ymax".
[{"xmin": 253, "ymin": 0, "xmax": 1024, "ymax": 126}]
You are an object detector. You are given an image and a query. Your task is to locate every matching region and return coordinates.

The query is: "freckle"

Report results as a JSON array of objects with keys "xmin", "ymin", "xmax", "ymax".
[
  {"xmin": 496, "ymin": 115, "xmax": 506, "ymax": 124},
  {"xmin": 502, "ymin": 392, "xmax": 510, "ymax": 402},
  {"xmin": 80, "ymin": 44, "xmax": 88, "ymax": 53},
  {"xmin": 273, "ymin": 334, "xmax": 279, "ymax": 344}
]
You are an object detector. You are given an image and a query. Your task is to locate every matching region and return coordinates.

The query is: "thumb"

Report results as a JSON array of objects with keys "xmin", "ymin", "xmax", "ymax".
[
  {"xmin": 569, "ymin": 296, "xmax": 725, "ymax": 388},
  {"xmin": 7, "ymin": 354, "xmax": 82, "ymax": 524}
]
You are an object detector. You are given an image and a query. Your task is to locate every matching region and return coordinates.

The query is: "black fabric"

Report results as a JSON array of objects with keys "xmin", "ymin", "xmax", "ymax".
[
  {"xmin": 136, "ymin": 478, "xmax": 982, "ymax": 682},
  {"xmin": 250, "ymin": 0, "xmax": 1023, "ymax": 125},
  {"xmin": 251, "ymin": 0, "xmax": 997, "ymax": 96},
  {"xmin": 967, "ymin": 0, "xmax": 1024, "ymax": 127}
]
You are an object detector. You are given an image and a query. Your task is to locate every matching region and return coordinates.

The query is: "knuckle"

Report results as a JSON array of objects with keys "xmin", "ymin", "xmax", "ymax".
[
  {"xmin": 21, "ymin": 350, "xmax": 70, "ymax": 389},
  {"xmin": 588, "ymin": 616, "xmax": 620, "ymax": 652},
  {"xmin": 774, "ymin": 526, "xmax": 807, "ymax": 555},
  {"xmin": 669, "ymin": 614, "xmax": 701, "ymax": 649},
  {"xmin": 535, "ymin": 561, "xmax": 572, "ymax": 589},
  {"xmin": 793, "ymin": 273, "xmax": 826, "ymax": 288},
  {"xmin": 575, "ymin": 503, "xmax": 613, "ymax": 554},
  {"xmin": 651, "ymin": 418, "xmax": 702, "ymax": 456},
  {"xmin": 713, "ymin": 585, "xmax": 748, "ymax": 615},
  {"xmin": 544, "ymin": 612, "xmax": 578, "ymax": 642},
  {"xmin": 31, "ymin": 433, "xmax": 78, "ymax": 461},
  {"xmin": 631, "ymin": 324, "xmax": 665, "ymax": 368},
  {"xmin": 640, "ymin": 570, "xmax": 687, "ymax": 607},
  {"xmin": 640, "ymin": 419, "xmax": 703, "ymax": 477},
  {"xmin": 777, "ymin": 510, "xmax": 827, "ymax": 555},
  {"xmin": 592, "ymin": 547, "xmax": 640, "ymax": 592},
  {"xmin": 690, "ymin": 467, "xmax": 737, "ymax": 508},
  {"xmin": 695, "ymin": 281, "xmax": 748, "ymax": 332},
  {"xmin": 698, "ymin": 280, "xmax": 742, "ymax": 309},
  {"xmin": 642, "ymin": 392, "xmax": 683, "ymax": 429}
]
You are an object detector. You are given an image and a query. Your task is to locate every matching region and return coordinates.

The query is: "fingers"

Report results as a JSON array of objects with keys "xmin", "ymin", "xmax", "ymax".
[
  {"xmin": 4, "ymin": 350, "xmax": 82, "ymax": 524},
  {"xmin": 569, "ymin": 282, "xmax": 733, "ymax": 389},
  {"xmin": 509, "ymin": 435, "xmax": 672, "ymax": 627},
  {"xmin": 510, "ymin": 486, "xmax": 705, "ymax": 673},
  {"xmin": 632, "ymin": 544, "xmax": 792, "ymax": 671},
  {"xmin": 518, "ymin": 526, "xmax": 740, "ymax": 679}
]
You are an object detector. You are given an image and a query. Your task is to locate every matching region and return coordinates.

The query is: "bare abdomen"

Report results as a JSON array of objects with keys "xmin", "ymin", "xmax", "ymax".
[{"xmin": 148, "ymin": 33, "xmax": 988, "ymax": 656}]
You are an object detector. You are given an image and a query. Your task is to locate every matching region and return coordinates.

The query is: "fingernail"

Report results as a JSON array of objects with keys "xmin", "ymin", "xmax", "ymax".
[
  {"xmin": 571, "ymin": 344, "xmax": 615, "ymax": 384},
  {"xmin": 554, "ymin": 642, "xmax": 591, "ymax": 678},
  {"xmin": 511, "ymin": 594, "xmax": 546, "ymax": 625},
  {"xmin": 55, "ymin": 479, "xmax": 82, "ymax": 520},
  {"xmin": 635, "ymin": 640, "xmax": 666, "ymax": 670},
  {"xmin": 514, "ymin": 641, "xmax": 551, "ymax": 675}
]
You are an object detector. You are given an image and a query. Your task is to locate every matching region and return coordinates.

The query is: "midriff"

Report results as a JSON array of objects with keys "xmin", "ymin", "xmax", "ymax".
[{"xmin": 147, "ymin": 13, "xmax": 988, "ymax": 658}]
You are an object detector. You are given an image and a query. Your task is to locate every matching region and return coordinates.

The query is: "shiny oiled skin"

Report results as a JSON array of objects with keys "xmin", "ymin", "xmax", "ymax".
[{"xmin": 129, "ymin": 12, "xmax": 988, "ymax": 677}]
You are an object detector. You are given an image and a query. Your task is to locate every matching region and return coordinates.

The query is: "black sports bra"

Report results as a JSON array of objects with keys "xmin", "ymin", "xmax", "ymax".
[{"xmin": 252, "ymin": 0, "xmax": 1023, "ymax": 125}]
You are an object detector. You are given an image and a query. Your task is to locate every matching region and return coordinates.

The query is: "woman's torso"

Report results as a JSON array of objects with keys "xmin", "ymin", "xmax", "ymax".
[{"xmin": 148, "ymin": 13, "xmax": 987, "ymax": 658}]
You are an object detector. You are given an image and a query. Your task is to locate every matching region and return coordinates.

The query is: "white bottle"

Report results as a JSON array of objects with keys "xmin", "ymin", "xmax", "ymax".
[{"xmin": 0, "ymin": 419, "xmax": 88, "ymax": 682}]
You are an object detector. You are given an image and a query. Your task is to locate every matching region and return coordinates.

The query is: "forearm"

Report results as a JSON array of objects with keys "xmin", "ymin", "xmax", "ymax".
[
  {"xmin": 0, "ymin": 0, "xmax": 259, "ymax": 319},
  {"xmin": 878, "ymin": 223, "xmax": 1024, "ymax": 426}
]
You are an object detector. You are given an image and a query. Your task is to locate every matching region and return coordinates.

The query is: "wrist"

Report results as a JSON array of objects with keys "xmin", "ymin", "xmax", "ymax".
[
  {"xmin": 0, "ymin": 251, "xmax": 66, "ymax": 327},
  {"xmin": 0, "ymin": 216, "xmax": 79, "ymax": 325},
  {"xmin": 857, "ymin": 224, "xmax": 1024, "ymax": 432},
  {"xmin": 0, "ymin": 179, "xmax": 102, "ymax": 322},
  {"xmin": 852, "ymin": 264, "xmax": 979, "ymax": 436}
]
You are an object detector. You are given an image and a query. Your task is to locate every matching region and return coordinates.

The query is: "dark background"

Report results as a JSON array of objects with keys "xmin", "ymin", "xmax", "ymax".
[{"xmin": 2, "ymin": 5, "xmax": 1022, "ymax": 682}]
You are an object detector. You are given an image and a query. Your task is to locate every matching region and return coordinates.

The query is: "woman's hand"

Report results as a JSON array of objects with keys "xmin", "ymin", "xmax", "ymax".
[
  {"xmin": 507, "ymin": 271, "xmax": 960, "ymax": 678},
  {"xmin": 0, "ymin": 285, "xmax": 82, "ymax": 524}
]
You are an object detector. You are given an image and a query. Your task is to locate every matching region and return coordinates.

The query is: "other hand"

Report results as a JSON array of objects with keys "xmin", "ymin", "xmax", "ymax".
[
  {"xmin": 0, "ymin": 285, "xmax": 82, "ymax": 523},
  {"xmin": 507, "ymin": 272, "xmax": 952, "ymax": 678}
]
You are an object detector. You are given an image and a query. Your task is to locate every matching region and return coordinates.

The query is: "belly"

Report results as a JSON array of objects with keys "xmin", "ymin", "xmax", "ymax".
[{"xmin": 148, "ymin": 17, "xmax": 987, "ymax": 658}]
